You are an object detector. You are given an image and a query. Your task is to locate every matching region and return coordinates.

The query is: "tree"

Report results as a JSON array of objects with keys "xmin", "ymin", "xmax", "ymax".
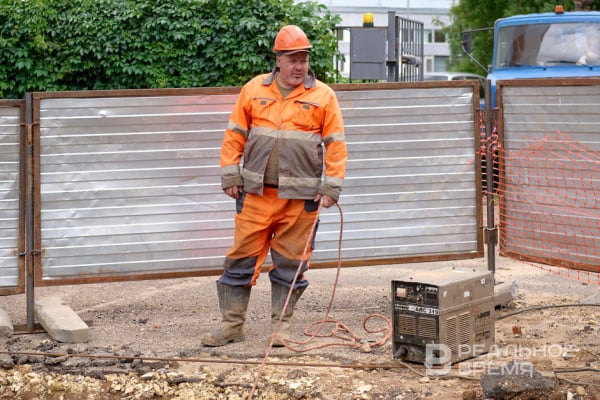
[
  {"xmin": 446, "ymin": 0, "xmax": 600, "ymax": 74},
  {"xmin": 0, "ymin": 0, "xmax": 341, "ymax": 98}
]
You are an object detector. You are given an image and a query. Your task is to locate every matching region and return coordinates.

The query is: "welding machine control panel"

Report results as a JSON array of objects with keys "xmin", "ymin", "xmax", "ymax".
[{"xmin": 395, "ymin": 282, "xmax": 440, "ymax": 306}]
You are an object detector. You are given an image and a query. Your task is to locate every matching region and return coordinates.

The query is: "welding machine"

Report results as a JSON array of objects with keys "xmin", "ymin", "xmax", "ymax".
[{"xmin": 392, "ymin": 267, "xmax": 495, "ymax": 364}]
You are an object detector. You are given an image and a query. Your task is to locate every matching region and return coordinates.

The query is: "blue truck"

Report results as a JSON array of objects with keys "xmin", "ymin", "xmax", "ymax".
[{"xmin": 464, "ymin": 5, "xmax": 600, "ymax": 107}]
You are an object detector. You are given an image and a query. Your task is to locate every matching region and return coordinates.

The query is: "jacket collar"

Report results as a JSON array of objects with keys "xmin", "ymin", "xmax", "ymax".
[{"xmin": 262, "ymin": 66, "xmax": 316, "ymax": 89}]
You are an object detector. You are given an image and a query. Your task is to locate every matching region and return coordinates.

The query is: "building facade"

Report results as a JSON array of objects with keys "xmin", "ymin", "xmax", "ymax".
[{"xmin": 298, "ymin": 0, "xmax": 453, "ymax": 78}]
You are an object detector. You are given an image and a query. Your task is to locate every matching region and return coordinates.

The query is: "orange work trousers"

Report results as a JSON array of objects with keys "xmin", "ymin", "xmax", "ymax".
[{"xmin": 218, "ymin": 187, "xmax": 319, "ymax": 289}]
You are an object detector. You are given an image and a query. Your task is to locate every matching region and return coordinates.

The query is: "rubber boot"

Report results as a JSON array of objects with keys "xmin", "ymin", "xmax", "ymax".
[
  {"xmin": 271, "ymin": 282, "xmax": 305, "ymax": 347},
  {"xmin": 201, "ymin": 282, "xmax": 251, "ymax": 347}
]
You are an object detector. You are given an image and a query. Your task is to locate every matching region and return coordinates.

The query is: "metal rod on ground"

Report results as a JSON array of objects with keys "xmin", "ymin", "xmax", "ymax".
[{"xmin": 0, "ymin": 350, "xmax": 422, "ymax": 371}]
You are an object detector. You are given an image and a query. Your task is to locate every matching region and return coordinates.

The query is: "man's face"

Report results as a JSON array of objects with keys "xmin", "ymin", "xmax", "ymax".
[{"xmin": 276, "ymin": 52, "xmax": 310, "ymax": 89}]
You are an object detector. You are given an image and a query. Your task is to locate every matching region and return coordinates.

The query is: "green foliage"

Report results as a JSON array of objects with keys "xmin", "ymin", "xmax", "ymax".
[
  {"xmin": 446, "ymin": 0, "xmax": 600, "ymax": 74},
  {"xmin": 0, "ymin": 0, "xmax": 341, "ymax": 98}
]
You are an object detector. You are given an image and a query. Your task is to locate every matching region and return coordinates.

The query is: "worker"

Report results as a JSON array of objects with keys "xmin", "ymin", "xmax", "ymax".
[{"xmin": 201, "ymin": 25, "xmax": 348, "ymax": 347}]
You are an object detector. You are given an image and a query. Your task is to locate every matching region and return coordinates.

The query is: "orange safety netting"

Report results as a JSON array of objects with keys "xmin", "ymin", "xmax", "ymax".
[{"xmin": 480, "ymin": 114, "xmax": 600, "ymax": 285}]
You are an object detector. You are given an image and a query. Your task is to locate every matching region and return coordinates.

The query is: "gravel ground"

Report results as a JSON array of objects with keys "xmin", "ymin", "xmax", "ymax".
[{"xmin": 0, "ymin": 254, "xmax": 599, "ymax": 399}]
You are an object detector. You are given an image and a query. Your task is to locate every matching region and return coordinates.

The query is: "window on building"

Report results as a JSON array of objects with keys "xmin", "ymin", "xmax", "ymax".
[
  {"xmin": 434, "ymin": 56, "xmax": 449, "ymax": 72},
  {"xmin": 337, "ymin": 58, "xmax": 347, "ymax": 75},
  {"xmin": 424, "ymin": 56, "xmax": 433, "ymax": 72},
  {"xmin": 426, "ymin": 30, "xmax": 446, "ymax": 43},
  {"xmin": 434, "ymin": 30, "xmax": 446, "ymax": 43}
]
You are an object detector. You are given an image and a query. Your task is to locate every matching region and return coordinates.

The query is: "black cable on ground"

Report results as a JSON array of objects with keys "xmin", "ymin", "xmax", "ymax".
[{"xmin": 496, "ymin": 303, "xmax": 600, "ymax": 320}]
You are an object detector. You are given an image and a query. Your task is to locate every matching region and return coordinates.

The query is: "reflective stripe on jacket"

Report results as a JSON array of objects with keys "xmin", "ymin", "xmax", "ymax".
[{"xmin": 220, "ymin": 68, "xmax": 347, "ymax": 201}]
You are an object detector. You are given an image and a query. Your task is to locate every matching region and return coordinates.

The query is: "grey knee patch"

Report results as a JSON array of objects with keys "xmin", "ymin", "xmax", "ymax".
[
  {"xmin": 269, "ymin": 250, "xmax": 308, "ymax": 289},
  {"xmin": 218, "ymin": 256, "xmax": 257, "ymax": 286}
]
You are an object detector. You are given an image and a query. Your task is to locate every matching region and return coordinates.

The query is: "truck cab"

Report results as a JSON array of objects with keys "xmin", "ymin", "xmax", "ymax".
[{"xmin": 485, "ymin": 6, "xmax": 600, "ymax": 106}]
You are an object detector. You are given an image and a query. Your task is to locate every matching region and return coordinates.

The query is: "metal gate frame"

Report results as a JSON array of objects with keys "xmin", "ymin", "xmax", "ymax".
[{"xmin": 496, "ymin": 77, "xmax": 600, "ymax": 272}]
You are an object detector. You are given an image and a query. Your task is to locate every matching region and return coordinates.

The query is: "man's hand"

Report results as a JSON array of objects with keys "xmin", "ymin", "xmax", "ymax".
[
  {"xmin": 314, "ymin": 193, "xmax": 336, "ymax": 208},
  {"xmin": 224, "ymin": 186, "xmax": 243, "ymax": 199}
]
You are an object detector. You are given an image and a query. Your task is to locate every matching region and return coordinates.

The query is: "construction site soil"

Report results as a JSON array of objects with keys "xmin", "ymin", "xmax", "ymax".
[{"xmin": 1, "ymin": 255, "xmax": 599, "ymax": 399}]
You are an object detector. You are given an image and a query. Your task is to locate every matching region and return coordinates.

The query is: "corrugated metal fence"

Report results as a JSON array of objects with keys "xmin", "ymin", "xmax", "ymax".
[
  {"xmin": 4, "ymin": 78, "xmax": 598, "ymax": 294},
  {"xmin": 2, "ymin": 82, "xmax": 483, "ymax": 291}
]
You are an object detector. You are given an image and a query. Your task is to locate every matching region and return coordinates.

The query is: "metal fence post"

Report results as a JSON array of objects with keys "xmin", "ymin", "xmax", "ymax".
[
  {"xmin": 386, "ymin": 11, "xmax": 397, "ymax": 82},
  {"xmin": 484, "ymin": 81, "xmax": 497, "ymax": 274},
  {"xmin": 24, "ymin": 93, "xmax": 35, "ymax": 332}
]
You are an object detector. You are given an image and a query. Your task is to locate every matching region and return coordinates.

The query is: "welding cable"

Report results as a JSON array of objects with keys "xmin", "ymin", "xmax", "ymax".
[
  {"xmin": 496, "ymin": 303, "xmax": 600, "ymax": 320},
  {"xmin": 553, "ymin": 368, "xmax": 600, "ymax": 387},
  {"xmin": 554, "ymin": 368, "xmax": 600, "ymax": 374},
  {"xmin": 277, "ymin": 202, "xmax": 392, "ymax": 353}
]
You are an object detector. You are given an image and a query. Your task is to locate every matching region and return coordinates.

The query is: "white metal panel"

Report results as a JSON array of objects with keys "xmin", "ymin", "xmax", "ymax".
[
  {"xmin": 39, "ymin": 94, "xmax": 237, "ymax": 281},
  {"xmin": 0, "ymin": 106, "xmax": 22, "ymax": 290},
  {"xmin": 325, "ymin": 86, "xmax": 480, "ymax": 262}
]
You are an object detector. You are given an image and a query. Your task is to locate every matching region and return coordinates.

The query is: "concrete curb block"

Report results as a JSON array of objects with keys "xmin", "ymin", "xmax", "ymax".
[
  {"xmin": 494, "ymin": 281, "xmax": 519, "ymax": 308},
  {"xmin": 0, "ymin": 308, "xmax": 13, "ymax": 337},
  {"xmin": 34, "ymin": 296, "xmax": 89, "ymax": 343}
]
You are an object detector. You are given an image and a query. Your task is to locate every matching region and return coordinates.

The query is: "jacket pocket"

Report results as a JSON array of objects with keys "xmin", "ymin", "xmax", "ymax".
[
  {"xmin": 293, "ymin": 100, "xmax": 321, "ymax": 131},
  {"xmin": 252, "ymin": 97, "xmax": 277, "ymax": 125}
]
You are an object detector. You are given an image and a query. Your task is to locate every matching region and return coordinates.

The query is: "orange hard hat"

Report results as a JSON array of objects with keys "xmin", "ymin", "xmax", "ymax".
[{"xmin": 273, "ymin": 25, "xmax": 312, "ymax": 54}]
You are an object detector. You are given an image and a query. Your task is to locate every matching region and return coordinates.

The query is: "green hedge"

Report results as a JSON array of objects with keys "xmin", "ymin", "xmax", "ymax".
[{"xmin": 0, "ymin": 0, "xmax": 341, "ymax": 98}]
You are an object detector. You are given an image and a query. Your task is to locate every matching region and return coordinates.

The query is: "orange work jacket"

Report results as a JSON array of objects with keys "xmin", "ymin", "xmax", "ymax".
[{"xmin": 220, "ymin": 68, "xmax": 347, "ymax": 201}]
